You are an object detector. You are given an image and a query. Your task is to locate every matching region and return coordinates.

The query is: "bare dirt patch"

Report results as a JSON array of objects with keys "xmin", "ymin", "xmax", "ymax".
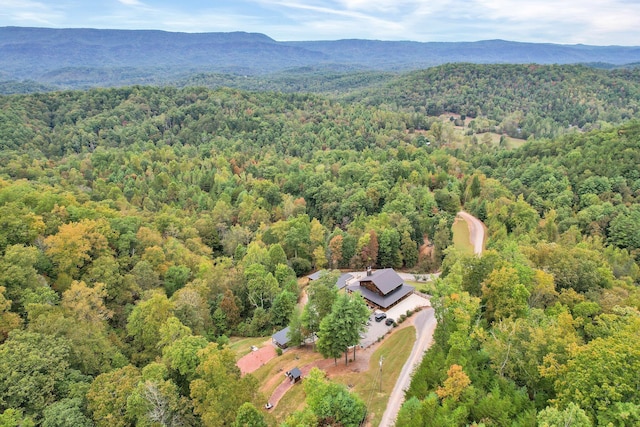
[
  {"xmin": 419, "ymin": 235, "xmax": 434, "ymax": 258},
  {"xmin": 237, "ymin": 344, "xmax": 277, "ymax": 375}
]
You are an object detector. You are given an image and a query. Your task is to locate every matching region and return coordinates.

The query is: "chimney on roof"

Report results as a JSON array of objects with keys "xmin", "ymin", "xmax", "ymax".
[{"xmin": 367, "ymin": 266, "xmax": 372, "ymax": 276}]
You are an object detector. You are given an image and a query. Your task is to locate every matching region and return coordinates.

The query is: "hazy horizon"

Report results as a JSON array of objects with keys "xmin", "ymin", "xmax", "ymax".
[{"xmin": 1, "ymin": 0, "xmax": 639, "ymax": 46}]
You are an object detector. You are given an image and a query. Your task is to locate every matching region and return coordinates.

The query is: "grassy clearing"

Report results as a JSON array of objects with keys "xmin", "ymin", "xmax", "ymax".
[
  {"xmin": 334, "ymin": 326, "xmax": 416, "ymax": 427},
  {"xmin": 228, "ymin": 336, "xmax": 270, "ymax": 360},
  {"xmin": 416, "ymin": 281, "xmax": 439, "ymax": 295},
  {"xmin": 261, "ymin": 326, "xmax": 416, "ymax": 426},
  {"xmin": 269, "ymin": 376, "xmax": 307, "ymax": 422},
  {"xmin": 254, "ymin": 346, "xmax": 324, "ymax": 423},
  {"xmin": 452, "ymin": 216, "xmax": 474, "ymax": 255},
  {"xmin": 253, "ymin": 346, "xmax": 321, "ymax": 396},
  {"xmin": 506, "ymin": 136, "xmax": 527, "ymax": 149},
  {"xmin": 463, "ymin": 129, "xmax": 526, "ymax": 149},
  {"xmin": 406, "ymin": 279, "xmax": 435, "ymax": 295},
  {"xmin": 482, "ymin": 132, "xmax": 526, "ymax": 149},
  {"xmin": 411, "ymin": 117, "xmax": 526, "ymax": 151}
]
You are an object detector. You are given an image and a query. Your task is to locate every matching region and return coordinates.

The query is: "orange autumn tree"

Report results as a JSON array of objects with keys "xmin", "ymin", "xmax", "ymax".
[{"xmin": 436, "ymin": 364, "xmax": 471, "ymax": 401}]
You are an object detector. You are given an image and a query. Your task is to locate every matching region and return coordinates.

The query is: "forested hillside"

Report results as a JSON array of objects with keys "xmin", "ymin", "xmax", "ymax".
[
  {"xmin": 7, "ymin": 62, "xmax": 640, "ymax": 146},
  {"xmin": 0, "ymin": 86, "xmax": 453, "ymax": 426},
  {"xmin": 351, "ymin": 64, "xmax": 640, "ymax": 139},
  {"xmin": 0, "ymin": 83, "xmax": 638, "ymax": 426},
  {"xmin": 401, "ymin": 120, "xmax": 640, "ymax": 426},
  {"xmin": 3, "ymin": 27, "xmax": 640, "ymax": 89}
]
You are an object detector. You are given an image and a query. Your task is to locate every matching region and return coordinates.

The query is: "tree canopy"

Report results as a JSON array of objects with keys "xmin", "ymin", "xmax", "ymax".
[{"xmin": 0, "ymin": 70, "xmax": 638, "ymax": 425}]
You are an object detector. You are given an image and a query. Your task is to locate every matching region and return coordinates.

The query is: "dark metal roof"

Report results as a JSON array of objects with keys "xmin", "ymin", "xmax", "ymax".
[
  {"xmin": 289, "ymin": 367, "xmax": 302, "ymax": 379},
  {"xmin": 347, "ymin": 283, "xmax": 415, "ymax": 309},
  {"xmin": 357, "ymin": 268, "xmax": 404, "ymax": 295},
  {"xmin": 336, "ymin": 273, "xmax": 353, "ymax": 290},
  {"xmin": 306, "ymin": 270, "xmax": 326, "ymax": 281},
  {"xmin": 272, "ymin": 326, "xmax": 290, "ymax": 346}
]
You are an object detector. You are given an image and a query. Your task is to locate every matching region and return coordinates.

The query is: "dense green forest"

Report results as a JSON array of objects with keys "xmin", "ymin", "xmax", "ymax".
[
  {"xmin": 400, "ymin": 120, "xmax": 640, "ymax": 426},
  {"xmin": 0, "ymin": 71, "xmax": 639, "ymax": 426},
  {"xmin": 351, "ymin": 64, "xmax": 640, "ymax": 139},
  {"xmin": 5, "ymin": 63, "xmax": 640, "ymax": 144}
]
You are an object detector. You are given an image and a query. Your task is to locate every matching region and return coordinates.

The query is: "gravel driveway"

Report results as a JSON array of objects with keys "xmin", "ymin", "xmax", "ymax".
[{"xmin": 379, "ymin": 308, "xmax": 437, "ymax": 427}]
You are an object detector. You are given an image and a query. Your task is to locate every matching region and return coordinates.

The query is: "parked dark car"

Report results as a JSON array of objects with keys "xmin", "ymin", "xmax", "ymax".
[
  {"xmin": 374, "ymin": 312, "xmax": 387, "ymax": 322},
  {"xmin": 385, "ymin": 318, "xmax": 395, "ymax": 326}
]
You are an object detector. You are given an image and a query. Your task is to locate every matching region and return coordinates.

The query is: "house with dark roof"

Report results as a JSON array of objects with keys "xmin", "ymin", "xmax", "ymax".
[
  {"xmin": 336, "ymin": 273, "xmax": 353, "ymax": 290},
  {"xmin": 347, "ymin": 267, "xmax": 414, "ymax": 310},
  {"xmin": 272, "ymin": 326, "xmax": 290, "ymax": 349}
]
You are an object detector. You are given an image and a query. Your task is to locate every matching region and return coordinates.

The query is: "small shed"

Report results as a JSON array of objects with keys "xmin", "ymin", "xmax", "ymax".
[
  {"xmin": 272, "ymin": 326, "xmax": 290, "ymax": 349},
  {"xmin": 287, "ymin": 367, "xmax": 302, "ymax": 383},
  {"xmin": 306, "ymin": 270, "xmax": 326, "ymax": 281}
]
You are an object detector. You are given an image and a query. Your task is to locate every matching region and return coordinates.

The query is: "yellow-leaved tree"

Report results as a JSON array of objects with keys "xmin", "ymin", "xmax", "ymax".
[{"xmin": 436, "ymin": 364, "xmax": 471, "ymax": 401}]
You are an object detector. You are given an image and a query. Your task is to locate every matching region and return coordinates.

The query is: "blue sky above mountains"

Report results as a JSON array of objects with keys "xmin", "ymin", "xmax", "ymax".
[{"xmin": 1, "ymin": 0, "xmax": 638, "ymax": 45}]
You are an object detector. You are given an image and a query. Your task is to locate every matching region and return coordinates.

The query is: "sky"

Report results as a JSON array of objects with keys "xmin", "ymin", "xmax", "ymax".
[{"xmin": 1, "ymin": 0, "xmax": 639, "ymax": 45}]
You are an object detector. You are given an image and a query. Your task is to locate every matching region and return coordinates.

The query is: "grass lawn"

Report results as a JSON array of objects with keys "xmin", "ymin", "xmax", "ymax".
[
  {"xmin": 416, "ymin": 281, "xmax": 439, "ymax": 295},
  {"xmin": 412, "ymin": 119, "xmax": 525, "ymax": 151},
  {"xmin": 269, "ymin": 375, "xmax": 307, "ymax": 422},
  {"xmin": 485, "ymin": 132, "xmax": 526, "ymax": 149},
  {"xmin": 228, "ymin": 336, "xmax": 270, "ymax": 360},
  {"xmin": 505, "ymin": 135, "xmax": 527, "ymax": 149},
  {"xmin": 452, "ymin": 216, "xmax": 475, "ymax": 255},
  {"xmin": 259, "ymin": 326, "xmax": 416, "ymax": 426},
  {"xmin": 406, "ymin": 279, "xmax": 435, "ymax": 295},
  {"xmin": 467, "ymin": 131, "xmax": 526, "ymax": 149},
  {"xmin": 253, "ymin": 346, "xmax": 321, "ymax": 397},
  {"xmin": 333, "ymin": 326, "xmax": 416, "ymax": 427}
]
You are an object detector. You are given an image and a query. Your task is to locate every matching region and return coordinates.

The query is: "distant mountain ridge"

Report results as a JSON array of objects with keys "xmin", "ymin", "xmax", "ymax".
[
  {"xmin": 2, "ymin": 27, "xmax": 640, "ymax": 90},
  {"xmin": 290, "ymin": 39, "xmax": 640, "ymax": 66}
]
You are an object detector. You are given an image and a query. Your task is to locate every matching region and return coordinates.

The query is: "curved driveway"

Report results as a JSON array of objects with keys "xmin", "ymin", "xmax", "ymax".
[
  {"xmin": 379, "ymin": 211, "xmax": 485, "ymax": 426},
  {"xmin": 457, "ymin": 211, "xmax": 485, "ymax": 256},
  {"xmin": 378, "ymin": 308, "xmax": 436, "ymax": 427}
]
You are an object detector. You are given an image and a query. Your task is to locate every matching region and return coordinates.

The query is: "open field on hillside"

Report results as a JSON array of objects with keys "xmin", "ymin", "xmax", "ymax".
[
  {"xmin": 452, "ymin": 216, "xmax": 475, "ymax": 255},
  {"xmin": 229, "ymin": 336, "xmax": 271, "ymax": 360},
  {"xmin": 250, "ymin": 323, "xmax": 416, "ymax": 425}
]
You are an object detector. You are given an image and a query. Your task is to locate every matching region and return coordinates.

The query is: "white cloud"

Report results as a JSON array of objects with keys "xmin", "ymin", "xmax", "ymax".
[
  {"xmin": 158, "ymin": 13, "xmax": 266, "ymax": 33},
  {"xmin": 336, "ymin": 0, "xmax": 411, "ymax": 12},
  {"xmin": 11, "ymin": 11, "xmax": 55, "ymax": 25},
  {"xmin": 0, "ymin": 0, "xmax": 64, "ymax": 26},
  {"xmin": 259, "ymin": 0, "xmax": 380, "ymax": 20},
  {"xmin": 117, "ymin": 0, "xmax": 143, "ymax": 6},
  {"xmin": 0, "ymin": 0, "xmax": 638, "ymax": 45},
  {"xmin": 1, "ymin": 0, "xmax": 47, "ymax": 7},
  {"xmin": 252, "ymin": 0, "xmax": 416, "ymax": 39},
  {"xmin": 468, "ymin": 0, "xmax": 640, "ymax": 44}
]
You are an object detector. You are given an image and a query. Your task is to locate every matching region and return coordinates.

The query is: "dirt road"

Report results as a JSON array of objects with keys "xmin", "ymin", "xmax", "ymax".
[
  {"xmin": 457, "ymin": 211, "xmax": 485, "ymax": 256},
  {"xmin": 378, "ymin": 308, "xmax": 436, "ymax": 427},
  {"xmin": 378, "ymin": 212, "xmax": 484, "ymax": 426}
]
